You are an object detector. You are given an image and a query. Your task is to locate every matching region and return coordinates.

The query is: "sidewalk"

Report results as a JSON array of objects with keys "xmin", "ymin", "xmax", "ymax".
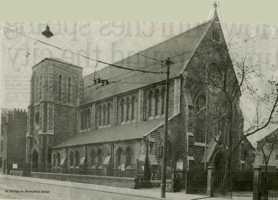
[{"xmin": 0, "ymin": 175, "xmax": 252, "ymax": 200}]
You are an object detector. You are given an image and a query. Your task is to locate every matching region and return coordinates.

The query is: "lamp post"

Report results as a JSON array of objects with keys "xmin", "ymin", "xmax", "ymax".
[{"xmin": 161, "ymin": 57, "xmax": 174, "ymax": 198}]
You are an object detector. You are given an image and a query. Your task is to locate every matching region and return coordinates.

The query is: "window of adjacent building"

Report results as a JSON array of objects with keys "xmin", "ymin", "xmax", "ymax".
[{"xmin": 58, "ymin": 75, "xmax": 62, "ymax": 101}]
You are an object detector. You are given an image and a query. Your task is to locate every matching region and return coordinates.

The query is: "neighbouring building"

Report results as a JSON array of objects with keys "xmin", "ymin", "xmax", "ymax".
[
  {"xmin": 26, "ymin": 9, "xmax": 244, "ymax": 189},
  {"xmin": 0, "ymin": 109, "xmax": 27, "ymax": 174},
  {"xmin": 254, "ymin": 125, "xmax": 278, "ymax": 171}
]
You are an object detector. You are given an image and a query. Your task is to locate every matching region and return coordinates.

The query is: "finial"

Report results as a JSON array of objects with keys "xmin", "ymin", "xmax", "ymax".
[
  {"xmin": 213, "ymin": 1, "xmax": 218, "ymax": 10},
  {"xmin": 213, "ymin": 1, "xmax": 219, "ymax": 19}
]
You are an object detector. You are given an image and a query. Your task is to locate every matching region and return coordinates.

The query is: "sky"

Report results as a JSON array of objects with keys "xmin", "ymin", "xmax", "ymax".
[{"xmin": 1, "ymin": 1, "xmax": 278, "ymax": 145}]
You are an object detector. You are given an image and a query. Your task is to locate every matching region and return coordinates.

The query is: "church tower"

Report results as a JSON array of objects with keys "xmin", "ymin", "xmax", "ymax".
[{"xmin": 26, "ymin": 58, "xmax": 82, "ymax": 171}]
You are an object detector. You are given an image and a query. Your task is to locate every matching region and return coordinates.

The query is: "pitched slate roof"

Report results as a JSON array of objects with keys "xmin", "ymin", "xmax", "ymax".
[
  {"xmin": 53, "ymin": 117, "xmax": 165, "ymax": 149},
  {"xmin": 82, "ymin": 20, "xmax": 213, "ymax": 104}
]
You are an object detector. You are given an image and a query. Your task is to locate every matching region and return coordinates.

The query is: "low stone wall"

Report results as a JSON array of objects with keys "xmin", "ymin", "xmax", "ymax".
[
  {"xmin": 31, "ymin": 172, "xmax": 137, "ymax": 188},
  {"xmin": 9, "ymin": 170, "xmax": 24, "ymax": 176}
]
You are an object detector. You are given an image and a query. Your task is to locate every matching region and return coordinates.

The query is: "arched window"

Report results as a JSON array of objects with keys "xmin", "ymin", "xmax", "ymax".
[
  {"xmin": 58, "ymin": 75, "xmax": 62, "ymax": 101},
  {"xmin": 131, "ymin": 96, "xmax": 136, "ymax": 120},
  {"xmin": 126, "ymin": 97, "xmax": 130, "ymax": 121},
  {"xmin": 161, "ymin": 87, "xmax": 165, "ymax": 114},
  {"xmin": 69, "ymin": 151, "xmax": 74, "ymax": 166},
  {"xmin": 90, "ymin": 150, "xmax": 95, "ymax": 166},
  {"xmin": 195, "ymin": 94, "xmax": 206, "ymax": 112},
  {"xmin": 148, "ymin": 91, "xmax": 153, "ymax": 117},
  {"xmin": 116, "ymin": 147, "xmax": 123, "ymax": 167},
  {"xmin": 99, "ymin": 105, "xmax": 102, "ymax": 126},
  {"xmin": 75, "ymin": 151, "xmax": 80, "ymax": 166},
  {"xmin": 68, "ymin": 77, "xmax": 71, "ymax": 103},
  {"xmin": 154, "ymin": 89, "xmax": 160, "ymax": 116},
  {"xmin": 120, "ymin": 99, "xmax": 125, "ymax": 122},
  {"xmin": 57, "ymin": 153, "xmax": 60, "ymax": 167},
  {"xmin": 103, "ymin": 104, "xmax": 107, "ymax": 125},
  {"xmin": 107, "ymin": 103, "xmax": 111, "ymax": 124},
  {"xmin": 126, "ymin": 147, "xmax": 132, "ymax": 167},
  {"xmin": 97, "ymin": 149, "xmax": 102, "ymax": 166}
]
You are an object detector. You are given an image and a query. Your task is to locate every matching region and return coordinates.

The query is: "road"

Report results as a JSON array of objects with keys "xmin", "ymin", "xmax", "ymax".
[
  {"xmin": 0, "ymin": 175, "xmax": 158, "ymax": 200},
  {"xmin": 0, "ymin": 175, "xmax": 252, "ymax": 200}
]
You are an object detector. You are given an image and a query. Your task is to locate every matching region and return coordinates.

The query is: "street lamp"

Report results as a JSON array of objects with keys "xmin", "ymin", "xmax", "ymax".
[{"xmin": 41, "ymin": 25, "xmax": 54, "ymax": 38}]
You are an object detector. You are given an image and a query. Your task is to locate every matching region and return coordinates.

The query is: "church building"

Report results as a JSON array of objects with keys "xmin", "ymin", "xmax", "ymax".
[{"xmin": 26, "ymin": 9, "xmax": 245, "ymax": 188}]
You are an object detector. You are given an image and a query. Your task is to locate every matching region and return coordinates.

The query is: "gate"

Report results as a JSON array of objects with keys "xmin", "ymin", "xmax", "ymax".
[
  {"xmin": 260, "ymin": 171, "xmax": 278, "ymax": 200},
  {"xmin": 187, "ymin": 169, "xmax": 207, "ymax": 194}
]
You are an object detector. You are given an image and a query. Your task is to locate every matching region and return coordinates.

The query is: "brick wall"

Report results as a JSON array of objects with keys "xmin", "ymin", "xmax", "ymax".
[
  {"xmin": 1, "ymin": 109, "xmax": 27, "ymax": 173},
  {"xmin": 181, "ymin": 18, "xmax": 243, "ymax": 170}
]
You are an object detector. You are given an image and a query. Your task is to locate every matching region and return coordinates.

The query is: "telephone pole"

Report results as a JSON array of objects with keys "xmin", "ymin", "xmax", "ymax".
[{"xmin": 161, "ymin": 57, "xmax": 174, "ymax": 198}]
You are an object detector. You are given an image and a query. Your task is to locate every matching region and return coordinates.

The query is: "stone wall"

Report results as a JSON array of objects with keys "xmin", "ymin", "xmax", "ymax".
[{"xmin": 31, "ymin": 172, "xmax": 137, "ymax": 188}]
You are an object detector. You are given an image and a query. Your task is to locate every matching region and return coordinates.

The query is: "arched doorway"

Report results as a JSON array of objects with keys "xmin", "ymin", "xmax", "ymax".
[
  {"xmin": 213, "ymin": 150, "xmax": 226, "ymax": 191},
  {"xmin": 32, "ymin": 150, "xmax": 39, "ymax": 171}
]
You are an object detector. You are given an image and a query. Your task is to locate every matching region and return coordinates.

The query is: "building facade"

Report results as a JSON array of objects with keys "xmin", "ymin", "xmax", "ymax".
[
  {"xmin": 0, "ymin": 109, "xmax": 27, "ymax": 174},
  {"xmin": 26, "ymin": 11, "xmax": 244, "ymax": 182},
  {"xmin": 254, "ymin": 125, "xmax": 278, "ymax": 171}
]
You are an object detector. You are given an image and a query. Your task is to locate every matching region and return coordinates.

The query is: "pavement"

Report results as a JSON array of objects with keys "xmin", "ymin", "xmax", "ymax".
[{"xmin": 0, "ymin": 175, "xmax": 252, "ymax": 200}]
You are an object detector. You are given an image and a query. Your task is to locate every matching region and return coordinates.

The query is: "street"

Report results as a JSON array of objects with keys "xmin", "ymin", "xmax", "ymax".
[{"xmin": 0, "ymin": 175, "xmax": 252, "ymax": 200}]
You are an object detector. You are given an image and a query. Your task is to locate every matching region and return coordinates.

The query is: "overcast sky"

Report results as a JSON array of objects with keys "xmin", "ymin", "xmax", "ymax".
[{"xmin": 1, "ymin": 2, "xmax": 278, "ymax": 144}]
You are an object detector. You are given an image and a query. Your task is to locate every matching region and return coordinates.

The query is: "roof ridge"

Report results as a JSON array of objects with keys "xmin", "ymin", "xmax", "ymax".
[
  {"xmin": 84, "ymin": 19, "xmax": 213, "ymax": 79},
  {"xmin": 179, "ymin": 18, "xmax": 215, "ymax": 74},
  {"xmin": 32, "ymin": 57, "xmax": 83, "ymax": 70}
]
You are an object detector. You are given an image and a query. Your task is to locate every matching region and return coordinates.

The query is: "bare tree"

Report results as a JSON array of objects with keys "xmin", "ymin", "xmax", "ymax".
[
  {"xmin": 185, "ymin": 37, "xmax": 278, "ymax": 194},
  {"xmin": 257, "ymin": 133, "xmax": 278, "ymax": 199}
]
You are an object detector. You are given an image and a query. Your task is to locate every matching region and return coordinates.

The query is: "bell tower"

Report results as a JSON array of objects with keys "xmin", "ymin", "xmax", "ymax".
[{"xmin": 26, "ymin": 58, "xmax": 82, "ymax": 171}]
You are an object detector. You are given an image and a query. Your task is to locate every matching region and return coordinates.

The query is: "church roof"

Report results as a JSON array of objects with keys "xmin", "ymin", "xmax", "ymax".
[
  {"xmin": 53, "ymin": 117, "xmax": 165, "ymax": 149},
  {"xmin": 82, "ymin": 19, "xmax": 213, "ymax": 104},
  {"xmin": 53, "ymin": 113, "xmax": 181, "ymax": 149}
]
